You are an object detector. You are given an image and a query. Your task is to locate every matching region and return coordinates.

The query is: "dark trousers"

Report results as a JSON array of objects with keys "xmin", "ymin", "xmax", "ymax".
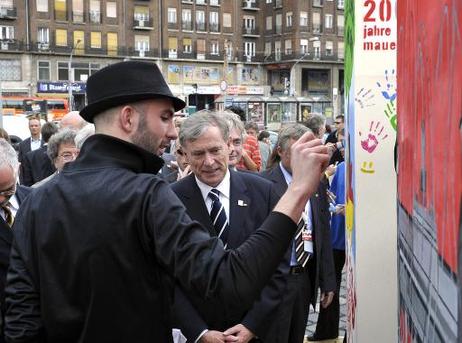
[
  {"xmin": 263, "ymin": 261, "xmax": 313, "ymax": 343},
  {"xmin": 313, "ymin": 249, "xmax": 345, "ymax": 339}
]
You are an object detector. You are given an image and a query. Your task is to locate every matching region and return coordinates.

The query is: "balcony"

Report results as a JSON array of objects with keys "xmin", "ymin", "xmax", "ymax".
[
  {"xmin": 130, "ymin": 48, "xmax": 157, "ymax": 58},
  {"xmin": 299, "ymin": 25, "xmax": 309, "ymax": 32},
  {"xmin": 313, "ymin": 23, "xmax": 322, "ymax": 33},
  {"xmin": 182, "ymin": 21, "xmax": 192, "ymax": 31},
  {"xmin": 206, "ymin": 53, "xmax": 222, "ymax": 61},
  {"xmin": 0, "ymin": 39, "xmax": 24, "ymax": 52},
  {"xmin": 242, "ymin": 26, "xmax": 259, "ymax": 37},
  {"xmin": 242, "ymin": 0, "xmax": 259, "ymax": 10},
  {"xmin": 209, "ymin": 23, "xmax": 220, "ymax": 32},
  {"xmin": 167, "ymin": 22, "xmax": 177, "ymax": 30},
  {"xmin": 0, "ymin": 7, "xmax": 17, "ymax": 19},
  {"xmin": 196, "ymin": 52, "xmax": 206, "ymax": 60},
  {"xmin": 36, "ymin": 42, "xmax": 50, "ymax": 51},
  {"xmin": 134, "ymin": 18, "xmax": 154, "ymax": 30}
]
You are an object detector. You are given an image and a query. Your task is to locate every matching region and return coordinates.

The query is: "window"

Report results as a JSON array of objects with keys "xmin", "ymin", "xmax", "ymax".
[
  {"xmin": 168, "ymin": 8, "xmax": 176, "ymax": 23},
  {"xmin": 325, "ymin": 14, "xmax": 333, "ymax": 29},
  {"xmin": 38, "ymin": 61, "xmax": 50, "ymax": 80},
  {"xmin": 197, "ymin": 39, "xmax": 206, "ymax": 58},
  {"xmin": 37, "ymin": 27, "xmax": 49, "ymax": 43},
  {"xmin": 183, "ymin": 38, "xmax": 192, "ymax": 53},
  {"xmin": 55, "ymin": 0, "xmax": 67, "ymax": 20},
  {"xmin": 106, "ymin": 2, "xmax": 117, "ymax": 18},
  {"xmin": 135, "ymin": 35, "xmax": 149, "ymax": 51},
  {"xmin": 300, "ymin": 12, "xmax": 308, "ymax": 26},
  {"xmin": 210, "ymin": 41, "xmax": 219, "ymax": 55},
  {"xmin": 313, "ymin": 12, "xmax": 321, "ymax": 33},
  {"xmin": 107, "ymin": 32, "xmax": 118, "ymax": 55},
  {"xmin": 266, "ymin": 16, "xmax": 272, "ymax": 30},
  {"xmin": 90, "ymin": 32, "xmax": 101, "ymax": 48},
  {"xmin": 225, "ymin": 40, "xmax": 233, "ymax": 59},
  {"xmin": 182, "ymin": 9, "xmax": 192, "ymax": 30},
  {"xmin": 196, "ymin": 0, "xmax": 205, "ymax": 4},
  {"xmin": 90, "ymin": 0, "xmax": 100, "ymax": 23},
  {"xmin": 210, "ymin": 0, "xmax": 219, "ymax": 5},
  {"xmin": 134, "ymin": 6, "xmax": 149, "ymax": 21},
  {"xmin": 275, "ymin": 14, "xmax": 282, "ymax": 33},
  {"xmin": 210, "ymin": 12, "xmax": 219, "ymax": 31},
  {"xmin": 325, "ymin": 41, "xmax": 333, "ymax": 55},
  {"xmin": 244, "ymin": 41, "xmax": 255, "ymax": 57},
  {"xmin": 275, "ymin": 41, "xmax": 281, "ymax": 60},
  {"xmin": 0, "ymin": 26, "xmax": 13, "ymax": 40},
  {"xmin": 265, "ymin": 41, "xmax": 271, "ymax": 56},
  {"xmin": 313, "ymin": 0, "xmax": 323, "ymax": 6},
  {"xmin": 72, "ymin": 0, "xmax": 83, "ymax": 22},
  {"xmin": 73, "ymin": 31, "xmax": 84, "ymax": 54},
  {"xmin": 58, "ymin": 61, "xmax": 69, "ymax": 80},
  {"xmin": 338, "ymin": 41, "xmax": 344, "ymax": 59},
  {"xmin": 337, "ymin": 14, "xmax": 344, "ymax": 35},
  {"xmin": 286, "ymin": 12, "xmax": 292, "ymax": 27},
  {"xmin": 300, "ymin": 39, "xmax": 308, "ymax": 54},
  {"xmin": 266, "ymin": 0, "xmax": 272, "ymax": 3},
  {"xmin": 37, "ymin": 0, "xmax": 48, "ymax": 12},
  {"xmin": 285, "ymin": 39, "xmax": 292, "ymax": 54},
  {"xmin": 313, "ymin": 40, "xmax": 321, "ymax": 59},
  {"xmin": 168, "ymin": 37, "xmax": 178, "ymax": 58},
  {"xmin": 243, "ymin": 16, "xmax": 255, "ymax": 29},
  {"xmin": 223, "ymin": 13, "xmax": 231, "ymax": 28},
  {"xmin": 196, "ymin": 10, "xmax": 205, "ymax": 31},
  {"xmin": 338, "ymin": 0, "xmax": 344, "ymax": 9},
  {"xmin": 55, "ymin": 29, "xmax": 67, "ymax": 46},
  {"xmin": 0, "ymin": 59, "xmax": 21, "ymax": 81}
]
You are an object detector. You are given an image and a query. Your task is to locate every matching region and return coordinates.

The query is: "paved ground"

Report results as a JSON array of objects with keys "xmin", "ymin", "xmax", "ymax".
[{"xmin": 305, "ymin": 269, "xmax": 346, "ymax": 343}]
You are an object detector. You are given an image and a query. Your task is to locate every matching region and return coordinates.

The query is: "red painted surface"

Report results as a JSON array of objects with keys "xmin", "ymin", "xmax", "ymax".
[{"xmin": 397, "ymin": 0, "xmax": 462, "ymax": 273}]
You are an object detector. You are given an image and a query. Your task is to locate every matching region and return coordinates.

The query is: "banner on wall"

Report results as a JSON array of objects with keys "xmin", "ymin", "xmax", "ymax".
[{"xmin": 345, "ymin": 0, "xmax": 398, "ymax": 341}]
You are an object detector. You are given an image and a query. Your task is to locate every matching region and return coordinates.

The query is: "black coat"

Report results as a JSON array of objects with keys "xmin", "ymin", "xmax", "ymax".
[
  {"xmin": 260, "ymin": 165, "xmax": 336, "ymax": 306},
  {"xmin": 17, "ymin": 138, "xmax": 44, "ymax": 163},
  {"xmin": 20, "ymin": 146, "xmax": 55, "ymax": 186},
  {"xmin": 4, "ymin": 134, "xmax": 298, "ymax": 342},
  {"xmin": 0, "ymin": 186, "xmax": 31, "ymax": 326},
  {"xmin": 171, "ymin": 171, "xmax": 287, "ymax": 340}
]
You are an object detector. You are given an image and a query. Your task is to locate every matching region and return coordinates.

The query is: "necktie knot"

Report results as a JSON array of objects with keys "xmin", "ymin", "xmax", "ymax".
[
  {"xmin": 209, "ymin": 189, "xmax": 220, "ymax": 200},
  {"xmin": 1, "ymin": 203, "xmax": 14, "ymax": 227}
]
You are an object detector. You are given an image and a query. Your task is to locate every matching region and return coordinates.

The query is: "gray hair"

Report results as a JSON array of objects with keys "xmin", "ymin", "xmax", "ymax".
[
  {"xmin": 304, "ymin": 114, "xmax": 326, "ymax": 137},
  {"xmin": 75, "ymin": 124, "xmax": 95, "ymax": 149},
  {"xmin": 221, "ymin": 111, "xmax": 245, "ymax": 138},
  {"xmin": 277, "ymin": 124, "xmax": 310, "ymax": 152},
  {"xmin": 0, "ymin": 138, "xmax": 19, "ymax": 175},
  {"xmin": 47, "ymin": 129, "xmax": 77, "ymax": 162},
  {"xmin": 179, "ymin": 112, "xmax": 230, "ymax": 147}
]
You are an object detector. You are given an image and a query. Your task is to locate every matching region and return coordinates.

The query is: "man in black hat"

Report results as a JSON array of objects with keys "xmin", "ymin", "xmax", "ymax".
[{"xmin": 4, "ymin": 61, "xmax": 331, "ymax": 342}]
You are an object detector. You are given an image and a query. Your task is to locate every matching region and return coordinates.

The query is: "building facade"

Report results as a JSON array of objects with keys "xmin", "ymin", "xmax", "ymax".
[{"xmin": 0, "ymin": 0, "xmax": 344, "ymax": 126}]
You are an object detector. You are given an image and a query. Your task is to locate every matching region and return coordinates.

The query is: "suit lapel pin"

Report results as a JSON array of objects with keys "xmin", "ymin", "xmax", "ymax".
[{"xmin": 237, "ymin": 200, "xmax": 248, "ymax": 207}]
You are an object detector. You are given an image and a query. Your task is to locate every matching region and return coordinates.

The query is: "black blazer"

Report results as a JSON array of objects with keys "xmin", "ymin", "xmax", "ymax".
[
  {"xmin": 260, "ymin": 165, "xmax": 336, "ymax": 305},
  {"xmin": 20, "ymin": 145, "xmax": 55, "ymax": 186},
  {"xmin": 17, "ymin": 137, "xmax": 44, "ymax": 163},
  {"xmin": 171, "ymin": 170, "xmax": 287, "ymax": 340},
  {"xmin": 0, "ymin": 186, "xmax": 31, "ymax": 322}
]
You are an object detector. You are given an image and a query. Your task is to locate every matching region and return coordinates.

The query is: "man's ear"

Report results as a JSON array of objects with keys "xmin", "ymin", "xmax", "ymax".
[{"xmin": 119, "ymin": 105, "xmax": 138, "ymax": 134}]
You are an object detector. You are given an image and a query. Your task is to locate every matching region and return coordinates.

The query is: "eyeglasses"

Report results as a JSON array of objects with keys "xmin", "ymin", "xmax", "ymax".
[
  {"xmin": 59, "ymin": 151, "xmax": 79, "ymax": 162},
  {"xmin": 0, "ymin": 184, "xmax": 16, "ymax": 197}
]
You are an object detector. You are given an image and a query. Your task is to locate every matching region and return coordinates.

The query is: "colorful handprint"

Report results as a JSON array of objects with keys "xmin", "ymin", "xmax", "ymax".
[
  {"xmin": 384, "ymin": 100, "xmax": 397, "ymax": 131},
  {"xmin": 355, "ymin": 88, "xmax": 375, "ymax": 109},
  {"xmin": 376, "ymin": 69, "xmax": 397, "ymax": 102},
  {"xmin": 359, "ymin": 121, "xmax": 388, "ymax": 153}
]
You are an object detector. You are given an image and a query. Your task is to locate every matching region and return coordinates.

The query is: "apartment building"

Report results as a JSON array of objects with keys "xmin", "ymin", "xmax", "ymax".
[{"xmin": 0, "ymin": 0, "xmax": 344, "ymax": 122}]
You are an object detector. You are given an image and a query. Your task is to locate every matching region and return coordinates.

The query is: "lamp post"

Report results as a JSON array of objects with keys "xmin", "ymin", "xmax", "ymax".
[{"xmin": 68, "ymin": 39, "xmax": 82, "ymax": 112}]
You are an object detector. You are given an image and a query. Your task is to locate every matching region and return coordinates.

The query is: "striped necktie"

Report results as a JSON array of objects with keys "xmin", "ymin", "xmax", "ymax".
[
  {"xmin": 208, "ymin": 189, "xmax": 230, "ymax": 248},
  {"xmin": 295, "ymin": 217, "xmax": 310, "ymax": 267},
  {"xmin": 1, "ymin": 203, "xmax": 14, "ymax": 227}
]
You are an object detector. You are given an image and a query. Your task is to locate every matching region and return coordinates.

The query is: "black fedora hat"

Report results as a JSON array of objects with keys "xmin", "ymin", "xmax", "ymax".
[{"xmin": 80, "ymin": 61, "xmax": 186, "ymax": 123}]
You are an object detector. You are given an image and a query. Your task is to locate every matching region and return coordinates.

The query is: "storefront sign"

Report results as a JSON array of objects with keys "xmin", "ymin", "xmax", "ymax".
[
  {"xmin": 226, "ymin": 85, "xmax": 264, "ymax": 95},
  {"xmin": 37, "ymin": 81, "xmax": 86, "ymax": 94}
]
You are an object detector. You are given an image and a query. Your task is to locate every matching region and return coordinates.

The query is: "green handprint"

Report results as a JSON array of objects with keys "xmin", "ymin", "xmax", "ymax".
[{"xmin": 384, "ymin": 100, "xmax": 397, "ymax": 131}]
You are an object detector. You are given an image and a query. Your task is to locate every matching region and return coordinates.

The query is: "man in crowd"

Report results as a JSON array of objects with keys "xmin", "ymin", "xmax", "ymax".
[
  {"xmin": 59, "ymin": 111, "xmax": 88, "ymax": 130},
  {"xmin": 325, "ymin": 114, "xmax": 345, "ymax": 165},
  {"xmin": 172, "ymin": 112, "xmax": 284, "ymax": 343},
  {"xmin": 32, "ymin": 128, "xmax": 79, "ymax": 188},
  {"xmin": 4, "ymin": 61, "xmax": 330, "ymax": 341},
  {"xmin": 20, "ymin": 122, "xmax": 58, "ymax": 186},
  {"xmin": 17, "ymin": 116, "xmax": 43, "ymax": 166},
  {"xmin": 0, "ymin": 139, "xmax": 31, "ymax": 339},
  {"xmin": 260, "ymin": 123, "xmax": 336, "ymax": 343}
]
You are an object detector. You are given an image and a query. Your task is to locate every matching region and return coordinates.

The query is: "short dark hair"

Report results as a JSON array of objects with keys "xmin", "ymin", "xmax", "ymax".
[
  {"xmin": 41, "ymin": 122, "xmax": 59, "ymax": 143},
  {"xmin": 226, "ymin": 106, "xmax": 246, "ymax": 122},
  {"xmin": 335, "ymin": 114, "xmax": 345, "ymax": 122},
  {"xmin": 258, "ymin": 130, "xmax": 270, "ymax": 141},
  {"xmin": 244, "ymin": 121, "xmax": 258, "ymax": 132}
]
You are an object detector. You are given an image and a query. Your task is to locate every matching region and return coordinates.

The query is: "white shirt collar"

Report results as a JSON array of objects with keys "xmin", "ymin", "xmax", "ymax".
[
  {"xmin": 195, "ymin": 169, "xmax": 231, "ymax": 203},
  {"xmin": 279, "ymin": 162, "xmax": 292, "ymax": 185}
]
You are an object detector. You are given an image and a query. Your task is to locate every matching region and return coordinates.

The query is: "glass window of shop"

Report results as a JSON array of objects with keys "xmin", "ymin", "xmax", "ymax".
[{"xmin": 37, "ymin": 61, "xmax": 50, "ymax": 81}]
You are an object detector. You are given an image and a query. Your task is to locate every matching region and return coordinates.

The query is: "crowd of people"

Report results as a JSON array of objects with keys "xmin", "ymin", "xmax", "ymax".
[{"xmin": 0, "ymin": 60, "xmax": 346, "ymax": 343}]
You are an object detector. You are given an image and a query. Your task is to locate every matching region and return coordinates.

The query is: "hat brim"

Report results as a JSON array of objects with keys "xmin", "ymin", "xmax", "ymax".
[{"xmin": 80, "ymin": 93, "xmax": 186, "ymax": 123}]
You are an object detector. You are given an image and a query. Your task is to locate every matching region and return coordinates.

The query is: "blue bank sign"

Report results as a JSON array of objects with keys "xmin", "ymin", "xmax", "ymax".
[{"xmin": 37, "ymin": 81, "xmax": 86, "ymax": 94}]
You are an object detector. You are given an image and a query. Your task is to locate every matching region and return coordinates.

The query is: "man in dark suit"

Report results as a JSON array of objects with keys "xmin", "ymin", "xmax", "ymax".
[
  {"xmin": 20, "ymin": 122, "xmax": 58, "ymax": 186},
  {"xmin": 172, "ymin": 112, "xmax": 285, "ymax": 343},
  {"xmin": 260, "ymin": 123, "xmax": 336, "ymax": 343},
  {"xmin": 0, "ymin": 139, "xmax": 30, "ymax": 341},
  {"xmin": 325, "ymin": 115, "xmax": 345, "ymax": 165},
  {"xmin": 17, "ymin": 116, "xmax": 44, "ymax": 165}
]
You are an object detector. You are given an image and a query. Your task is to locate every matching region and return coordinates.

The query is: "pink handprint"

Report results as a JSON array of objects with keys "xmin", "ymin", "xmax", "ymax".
[{"xmin": 359, "ymin": 121, "xmax": 388, "ymax": 153}]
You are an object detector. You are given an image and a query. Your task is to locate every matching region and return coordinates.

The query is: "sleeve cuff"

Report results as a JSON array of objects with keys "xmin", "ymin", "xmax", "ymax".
[{"xmin": 194, "ymin": 329, "xmax": 208, "ymax": 343}]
